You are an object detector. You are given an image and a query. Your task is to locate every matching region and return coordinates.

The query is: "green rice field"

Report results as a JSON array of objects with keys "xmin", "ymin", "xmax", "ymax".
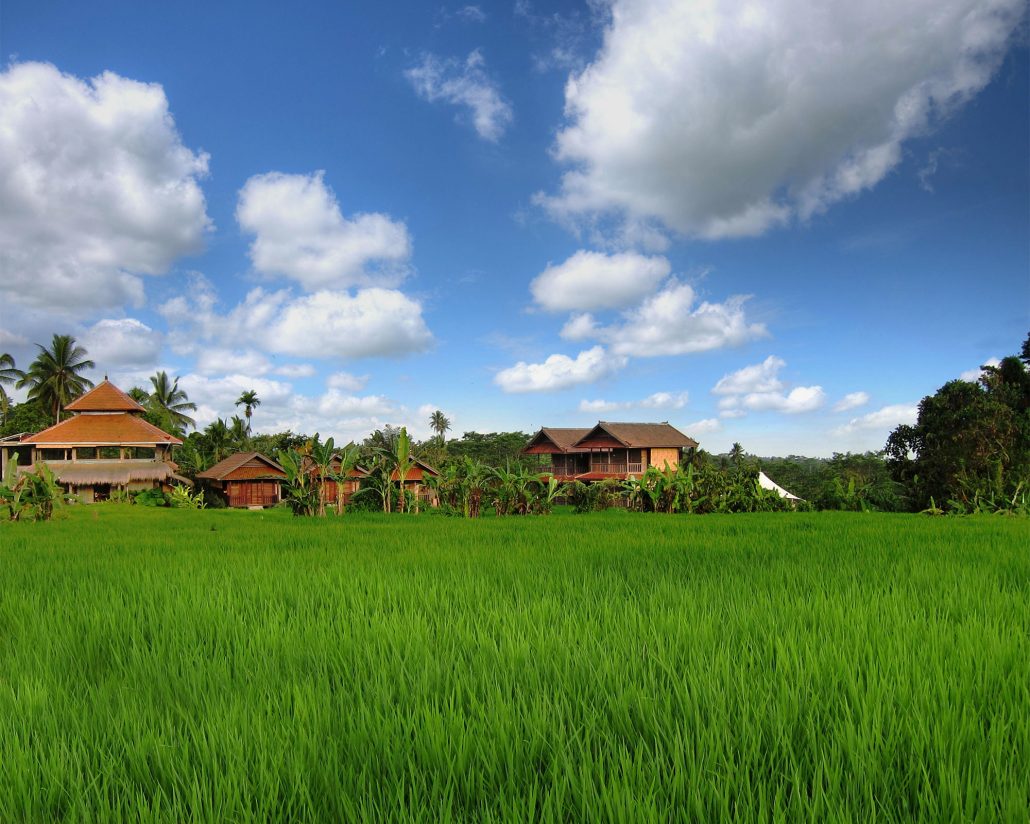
[{"xmin": 1, "ymin": 506, "xmax": 1027, "ymax": 821}]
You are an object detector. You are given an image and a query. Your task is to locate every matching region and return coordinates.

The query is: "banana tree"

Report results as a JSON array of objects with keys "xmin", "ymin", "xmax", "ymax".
[
  {"xmin": 393, "ymin": 427, "xmax": 414, "ymax": 514},
  {"xmin": 278, "ymin": 449, "xmax": 317, "ymax": 516}
]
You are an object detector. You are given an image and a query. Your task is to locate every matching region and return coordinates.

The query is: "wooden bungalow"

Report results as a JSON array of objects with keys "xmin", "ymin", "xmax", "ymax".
[
  {"xmin": 306, "ymin": 456, "xmax": 441, "ymax": 511},
  {"xmin": 7, "ymin": 380, "xmax": 188, "ymax": 502},
  {"xmin": 524, "ymin": 421, "xmax": 698, "ymax": 482},
  {"xmin": 196, "ymin": 452, "xmax": 286, "ymax": 508}
]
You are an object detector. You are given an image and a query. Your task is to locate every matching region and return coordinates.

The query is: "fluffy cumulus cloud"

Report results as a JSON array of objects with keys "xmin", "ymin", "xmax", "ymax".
[
  {"xmin": 531, "ymin": 250, "xmax": 671, "ymax": 312},
  {"xmin": 237, "ymin": 172, "xmax": 411, "ymax": 290},
  {"xmin": 683, "ymin": 417, "xmax": 721, "ymax": 436},
  {"xmin": 327, "ymin": 371, "xmax": 369, "ymax": 392},
  {"xmin": 713, "ymin": 356, "xmax": 786, "ymax": 395},
  {"xmin": 564, "ymin": 282, "xmax": 765, "ymax": 357},
  {"xmin": 405, "ymin": 50, "xmax": 513, "ymax": 141},
  {"xmin": 495, "ymin": 346, "xmax": 626, "ymax": 393},
  {"xmin": 833, "ymin": 403, "xmax": 918, "ymax": 435},
  {"xmin": 743, "ymin": 386, "xmax": 826, "ymax": 414},
  {"xmin": 713, "ymin": 355, "xmax": 825, "ymax": 415},
  {"xmin": 833, "ymin": 391, "xmax": 871, "ymax": 412},
  {"xmin": 540, "ymin": 0, "xmax": 1024, "ymax": 238},
  {"xmin": 160, "ymin": 276, "xmax": 433, "ymax": 361},
  {"xmin": 579, "ymin": 390, "xmax": 688, "ymax": 412},
  {"xmin": 0, "ymin": 62, "xmax": 210, "ymax": 316},
  {"xmin": 80, "ymin": 318, "xmax": 163, "ymax": 369}
]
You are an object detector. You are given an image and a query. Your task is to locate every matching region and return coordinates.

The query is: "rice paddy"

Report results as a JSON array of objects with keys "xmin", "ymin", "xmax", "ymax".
[{"xmin": 1, "ymin": 506, "xmax": 1027, "ymax": 821}]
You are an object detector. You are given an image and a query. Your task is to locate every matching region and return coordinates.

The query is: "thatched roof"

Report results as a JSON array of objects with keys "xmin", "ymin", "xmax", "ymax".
[{"xmin": 29, "ymin": 460, "xmax": 176, "ymax": 485}]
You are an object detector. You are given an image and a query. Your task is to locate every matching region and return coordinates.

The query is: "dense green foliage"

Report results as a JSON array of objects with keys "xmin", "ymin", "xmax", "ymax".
[
  {"xmin": 0, "ymin": 507, "xmax": 1027, "ymax": 821},
  {"xmin": 887, "ymin": 337, "xmax": 1030, "ymax": 513}
]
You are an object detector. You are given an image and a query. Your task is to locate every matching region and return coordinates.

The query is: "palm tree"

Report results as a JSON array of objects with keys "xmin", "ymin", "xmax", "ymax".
[
  {"xmin": 0, "ymin": 385, "xmax": 10, "ymax": 428},
  {"xmin": 128, "ymin": 387, "xmax": 150, "ymax": 405},
  {"xmin": 16, "ymin": 335, "xmax": 94, "ymax": 423},
  {"xmin": 0, "ymin": 353, "xmax": 22, "ymax": 388},
  {"xmin": 228, "ymin": 416, "xmax": 249, "ymax": 450},
  {"xmin": 429, "ymin": 410, "xmax": 451, "ymax": 444},
  {"xmin": 205, "ymin": 418, "xmax": 231, "ymax": 463},
  {"xmin": 148, "ymin": 371, "xmax": 197, "ymax": 434},
  {"xmin": 235, "ymin": 390, "xmax": 261, "ymax": 435},
  {"xmin": 729, "ymin": 442, "xmax": 745, "ymax": 467}
]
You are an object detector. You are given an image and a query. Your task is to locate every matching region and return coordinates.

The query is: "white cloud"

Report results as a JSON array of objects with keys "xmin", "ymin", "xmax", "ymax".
[
  {"xmin": 720, "ymin": 408, "xmax": 747, "ymax": 419},
  {"xmin": 315, "ymin": 390, "xmax": 395, "ymax": 418},
  {"xmin": 265, "ymin": 289, "xmax": 433, "ymax": 359},
  {"xmin": 495, "ymin": 345, "xmax": 626, "ymax": 393},
  {"xmin": 530, "ymin": 250, "xmax": 670, "ymax": 312},
  {"xmin": 80, "ymin": 318, "xmax": 163, "ymax": 369},
  {"xmin": 179, "ymin": 373, "xmax": 295, "ymax": 428},
  {"xmin": 833, "ymin": 403, "xmax": 919, "ymax": 435},
  {"xmin": 578, "ymin": 390, "xmax": 688, "ymax": 413},
  {"xmin": 560, "ymin": 312, "xmax": 600, "ymax": 341},
  {"xmin": 273, "ymin": 363, "xmax": 316, "ymax": 378},
  {"xmin": 237, "ymin": 171, "xmax": 411, "ymax": 290},
  {"xmin": 327, "ymin": 371, "xmax": 369, "ymax": 392},
  {"xmin": 833, "ymin": 391, "xmax": 871, "ymax": 412},
  {"xmin": 194, "ymin": 348, "xmax": 273, "ymax": 377},
  {"xmin": 575, "ymin": 282, "xmax": 766, "ymax": 357},
  {"xmin": 406, "ymin": 50, "xmax": 513, "ymax": 141},
  {"xmin": 959, "ymin": 357, "xmax": 1001, "ymax": 382},
  {"xmin": 683, "ymin": 417, "xmax": 721, "ymax": 436},
  {"xmin": 713, "ymin": 356, "xmax": 786, "ymax": 395},
  {"xmin": 0, "ymin": 62, "xmax": 210, "ymax": 317},
  {"xmin": 743, "ymin": 386, "xmax": 826, "ymax": 414},
  {"xmin": 539, "ymin": 0, "xmax": 1024, "ymax": 238},
  {"xmin": 457, "ymin": 5, "xmax": 486, "ymax": 22},
  {"xmin": 160, "ymin": 281, "xmax": 433, "ymax": 361}
]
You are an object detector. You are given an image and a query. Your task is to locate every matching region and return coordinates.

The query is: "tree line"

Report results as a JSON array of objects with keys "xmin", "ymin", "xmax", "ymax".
[{"xmin": 3, "ymin": 332, "xmax": 1027, "ymax": 517}]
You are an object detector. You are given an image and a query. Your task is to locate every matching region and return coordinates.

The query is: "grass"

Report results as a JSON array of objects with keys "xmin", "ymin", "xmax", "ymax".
[{"xmin": 1, "ymin": 505, "xmax": 1027, "ymax": 821}]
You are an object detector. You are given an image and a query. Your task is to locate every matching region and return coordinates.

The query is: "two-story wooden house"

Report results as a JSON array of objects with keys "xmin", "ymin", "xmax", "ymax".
[{"xmin": 523, "ymin": 421, "xmax": 698, "ymax": 481}]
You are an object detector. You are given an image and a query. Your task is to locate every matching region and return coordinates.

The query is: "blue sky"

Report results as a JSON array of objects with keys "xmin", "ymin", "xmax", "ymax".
[{"xmin": 1, "ymin": 0, "xmax": 1027, "ymax": 455}]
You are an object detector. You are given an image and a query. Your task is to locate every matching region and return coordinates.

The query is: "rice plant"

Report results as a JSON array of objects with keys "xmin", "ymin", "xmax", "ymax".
[{"xmin": 0, "ymin": 507, "xmax": 1027, "ymax": 821}]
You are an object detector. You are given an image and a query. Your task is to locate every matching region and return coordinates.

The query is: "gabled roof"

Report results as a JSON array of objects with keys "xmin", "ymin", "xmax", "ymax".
[
  {"xmin": 64, "ymin": 380, "xmax": 146, "ymax": 413},
  {"xmin": 21, "ymin": 413, "xmax": 182, "ymax": 445},
  {"xmin": 197, "ymin": 452, "xmax": 285, "ymax": 481},
  {"xmin": 577, "ymin": 422, "xmax": 698, "ymax": 449},
  {"xmin": 523, "ymin": 427, "xmax": 592, "ymax": 454}
]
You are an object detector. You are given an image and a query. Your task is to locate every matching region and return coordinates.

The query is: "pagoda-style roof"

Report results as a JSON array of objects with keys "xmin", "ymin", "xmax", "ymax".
[
  {"xmin": 21, "ymin": 413, "xmax": 182, "ymax": 446},
  {"xmin": 576, "ymin": 422, "xmax": 698, "ymax": 450},
  {"xmin": 523, "ymin": 427, "xmax": 592, "ymax": 455},
  {"xmin": 64, "ymin": 380, "xmax": 146, "ymax": 413},
  {"xmin": 197, "ymin": 452, "xmax": 285, "ymax": 482}
]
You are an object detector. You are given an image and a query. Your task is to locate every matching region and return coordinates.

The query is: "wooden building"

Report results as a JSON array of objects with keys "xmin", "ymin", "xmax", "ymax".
[
  {"xmin": 524, "ymin": 421, "xmax": 698, "ymax": 481},
  {"xmin": 5, "ymin": 380, "xmax": 187, "ymax": 502},
  {"xmin": 196, "ymin": 452, "xmax": 286, "ymax": 508},
  {"xmin": 308, "ymin": 456, "xmax": 441, "ymax": 511}
]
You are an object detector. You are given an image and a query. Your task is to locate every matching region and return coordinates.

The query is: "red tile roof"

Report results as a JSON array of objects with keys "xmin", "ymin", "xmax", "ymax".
[
  {"xmin": 64, "ymin": 380, "xmax": 146, "ymax": 412},
  {"xmin": 21, "ymin": 413, "xmax": 182, "ymax": 445}
]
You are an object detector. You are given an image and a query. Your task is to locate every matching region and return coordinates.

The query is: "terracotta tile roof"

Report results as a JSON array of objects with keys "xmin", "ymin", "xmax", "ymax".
[
  {"xmin": 64, "ymin": 380, "xmax": 146, "ymax": 413},
  {"xmin": 197, "ymin": 452, "xmax": 285, "ymax": 481},
  {"xmin": 579, "ymin": 422, "xmax": 698, "ymax": 449},
  {"xmin": 21, "ymin": 413, "xmax": 181, "ymax": 445}
]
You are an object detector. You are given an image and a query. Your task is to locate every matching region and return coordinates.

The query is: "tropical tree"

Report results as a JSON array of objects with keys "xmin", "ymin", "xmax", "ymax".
[
  {"xmin": 331, "ymin": 443, "xmax": 363, "ymax": 514},
  {"xmin": 309, "ymin": 435, "xmax": 337, "ymax": 517},
  {"xmin": 393, "ymin": 427, "xmax": 415, "ymax": 513},
  {"xmin": 429, "ymin": 410, "xmax": 451, "ymax": 444},
  {"xmin": 235, "ymin": 390, "xmax": 261, "ymax": 435},
  {"xmin": 128, "ymin": 387, "xmax": 150, "ymax": 405},
  {"xmin": 16, "ymin": 335, "xmax": 94, "ymax": 423},
  {"xmin": 228, "ymin": 416, "xmax": 249, "ymax": 450},
  {"xmin": 0, "ymin": 386, "xmax": 9, "ymax": 428},
  {"xmin": 148, "ymin": 371, "xmax": 197, "ymax": 434},
  {"xmin": 728, "ymin": 442, "xmax": 745, "ymax": 467},
  {"xmin": 204, "ymin": 419, "xmax": 232, "ymax": 463},
  {"xmin": 0, "ymin": 353, "xmax": 21, "ymax": 388},
  {"xmin": 277, "ymin": 449, "xmax": 318, "ymax": 516}
]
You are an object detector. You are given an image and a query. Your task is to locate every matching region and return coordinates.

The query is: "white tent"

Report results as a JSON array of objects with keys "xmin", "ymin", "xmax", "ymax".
[{"xmin": 757, "ymin": 471, "xmax": 802, "ymax": 501}]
